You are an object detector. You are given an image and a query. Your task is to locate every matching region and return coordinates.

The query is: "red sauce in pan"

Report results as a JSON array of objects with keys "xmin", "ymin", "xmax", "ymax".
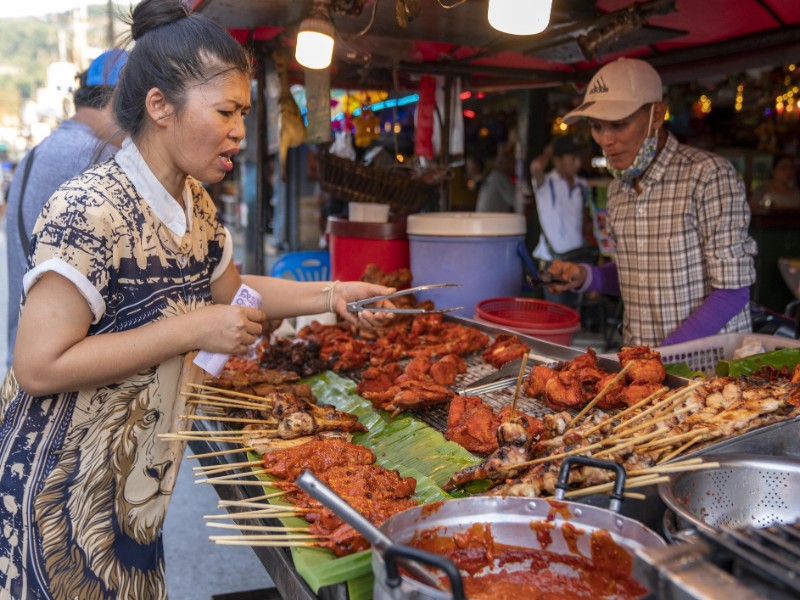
[{"xmin": 408, "ymin": 522, "xmax": 647, "ymax": 599}]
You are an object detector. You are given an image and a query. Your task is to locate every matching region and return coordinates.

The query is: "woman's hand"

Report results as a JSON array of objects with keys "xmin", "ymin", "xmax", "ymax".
[
  {"xmin": 330, "ymin": 281, "xmax": 396, "ymax": 328},
  {"xmin": 188, "ymin": 304, "xmax": 266, "ymax": 355},
  {"xmin": 546, "ymin": 259, "xmax": 587, "ymax": 293}
]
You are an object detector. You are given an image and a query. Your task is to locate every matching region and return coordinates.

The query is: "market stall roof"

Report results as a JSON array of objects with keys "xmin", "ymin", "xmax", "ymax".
[{"xmin": 189, "ymin": 0, "xmax": 800, "ymax": 90}]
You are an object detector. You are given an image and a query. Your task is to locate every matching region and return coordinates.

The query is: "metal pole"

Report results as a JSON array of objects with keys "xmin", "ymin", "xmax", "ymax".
[
  {"xmin": 106, "ymin": 0, "xmax": 114, "ymax": 47},
  {"xmin": 254, "ymin": 49, "xmax": 267, "ymax": 275}
]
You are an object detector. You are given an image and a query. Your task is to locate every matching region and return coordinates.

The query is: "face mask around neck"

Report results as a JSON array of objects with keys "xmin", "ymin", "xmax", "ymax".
[{"xmin": 606, "ymin": 104, "xmax": 658, "ymax": 181}]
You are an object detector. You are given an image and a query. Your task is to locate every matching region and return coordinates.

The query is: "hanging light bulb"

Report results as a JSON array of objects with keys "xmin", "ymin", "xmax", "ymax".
[
  {"xmin": 488, "ymin": 0, "xmax": 552, "ymax": 36},
  {"xmin": 295, "ymin": 1, "xmax": 335, "ymax": 70}
]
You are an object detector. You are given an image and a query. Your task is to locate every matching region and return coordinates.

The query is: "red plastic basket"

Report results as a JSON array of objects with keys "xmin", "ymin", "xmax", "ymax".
[{"xmin": 475, "ymin": 298, "xmax": 580, "ymax": 330}]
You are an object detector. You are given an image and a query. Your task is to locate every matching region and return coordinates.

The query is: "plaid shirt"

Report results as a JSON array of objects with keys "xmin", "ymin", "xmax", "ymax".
[{"xmin": 607, "ymin": 133, "xmax": 757, "ymax": 347}]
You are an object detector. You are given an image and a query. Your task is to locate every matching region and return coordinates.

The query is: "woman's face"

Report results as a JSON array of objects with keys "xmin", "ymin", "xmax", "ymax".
[
  {"xmin": 168, "ymin": 70, "xmax": 250, "ymax": 184},
  {"xmin": 588, "ymin": 104, "xmax": 654, "ymax": 171},
  {"xmin": 773, "ymin": 156, "xmax": 795, "ymax": 186}
]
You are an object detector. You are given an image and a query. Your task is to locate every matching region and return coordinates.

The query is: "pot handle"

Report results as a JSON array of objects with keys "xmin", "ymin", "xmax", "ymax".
[
  {"xmin": 554, "ymin": 456, "xmax": 627, "ymax": 513},
  {"xmin": 384, "ymin": 544, "xmax": 465, "ymax": 600}
]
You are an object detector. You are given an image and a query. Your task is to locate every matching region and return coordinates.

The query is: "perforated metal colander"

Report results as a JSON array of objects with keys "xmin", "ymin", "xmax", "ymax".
[{"xmin": 658, "ymin": 454, "xmax": 800, "ymax": 534}]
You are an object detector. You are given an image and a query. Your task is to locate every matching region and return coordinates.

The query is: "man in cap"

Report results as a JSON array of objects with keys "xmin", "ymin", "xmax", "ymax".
[
  {"xmin": 547, "ymin": 58, "xmax": 756, "ymax": 347},
  {"xmin": 5, "ymin": 49, "xmax": 127, "ymax": 367}
]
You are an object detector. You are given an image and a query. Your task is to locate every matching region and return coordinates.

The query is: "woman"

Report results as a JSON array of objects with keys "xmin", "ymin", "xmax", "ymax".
[
  {"xmin": 749, "ymin": 153, "xmax": 800, "ymax": 210},
  {"xmin": 0, "ymin": 1, "xmax": 392, "ymax": 598}
]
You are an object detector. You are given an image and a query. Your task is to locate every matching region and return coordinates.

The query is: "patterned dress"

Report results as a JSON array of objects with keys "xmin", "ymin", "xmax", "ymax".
[{"xmin": 0, "ymin": 140, "xmax": 228, "ymax": 599}]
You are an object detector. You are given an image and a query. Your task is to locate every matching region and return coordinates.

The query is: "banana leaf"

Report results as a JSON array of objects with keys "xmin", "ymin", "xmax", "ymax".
[
  {"xmin": 715, "ymin": 348, "xmax": 800, "ymax": 376},
  {"xmin": 664, "ymin": 362, "xmax": 705, "ymax": 379},
  {"xmin": 246, "ymin": 370, "xmax": 481, "ymax": 595}
]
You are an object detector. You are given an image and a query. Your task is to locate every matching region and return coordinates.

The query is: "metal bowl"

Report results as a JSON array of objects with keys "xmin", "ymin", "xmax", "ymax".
[{"xmin": 658, "ymin": 454, "xmax": 800, "ymax": 535}]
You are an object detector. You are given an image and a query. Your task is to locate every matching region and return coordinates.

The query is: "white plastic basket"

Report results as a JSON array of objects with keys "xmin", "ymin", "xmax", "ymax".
[{"xmin": 654, "ymin": 333, "xmax": 800, "ymax": 374}]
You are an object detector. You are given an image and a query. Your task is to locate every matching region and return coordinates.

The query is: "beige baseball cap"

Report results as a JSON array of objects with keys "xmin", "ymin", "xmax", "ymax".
[{"xmin": 563, "ymin": 58, "xmax": 663, "ymax": 124}]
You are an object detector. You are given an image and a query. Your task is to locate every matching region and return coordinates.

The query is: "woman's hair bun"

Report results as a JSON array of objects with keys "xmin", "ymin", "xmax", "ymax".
[{"xmin": 131, "ymin": 0, "xmax": 190, "ymax": 42}]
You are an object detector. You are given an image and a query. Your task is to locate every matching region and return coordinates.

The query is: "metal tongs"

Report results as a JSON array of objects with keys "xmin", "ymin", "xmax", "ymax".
[
  {"xmin": 346, "ymin": 283, "xmax": 464, "ymax": 314},
  {"xmin": 516, "ymin": 241, "xmax": 569, "ymax": 287}
]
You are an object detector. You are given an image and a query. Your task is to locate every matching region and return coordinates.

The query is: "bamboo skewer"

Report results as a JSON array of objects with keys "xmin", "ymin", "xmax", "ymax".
[
  {"xmin": 619, "ymin": 405, "xmax": 694, "ymax": 438},
  {"xmin": 563, "ymin": 474, "xmax": 670, "ymax": 499},
  {"xmin": 199, "ymin": 479, "xmax": 280, "ymax": 486},
  {"xmin": 176, "ymin": 429, "xmax": 276, "ymax": 436},
  {"xmin": 187, "ymin": 446, "xmax": 254, "ymax": 459},
  {"xmin": 182, "ymin": 414, "xmax": 278, "ymax": 426},
  {"xmin": 592, "ymin": 427, "xmax": 669, "ymax": 458},
  {"xmin": 210, "ymin": 533, "xmax": 325, "ymax": 541},
  {"xmin": 217, "ymin": 494, "xmax": 292, "ymax": 510},
  {"xmin": 509, "ymin": 354, "xmax": 529, "ymax": 421},
  {"xmin": 583, "ymin": 386, "xmax": 669, "ymax": 436},
  {"xmin": 626, "ymin": 457, "xmax": 703, "ymax": 474},
  {"xmin": 630, "ymin": 460, "xmax": 719, "ymax": 476},
  {"xmin": 206, "ymin": 522, "xmax": 309, "ymax": 532},
  {"xmin": 195, "ymin": 468, "xmax": 269, "ymax": 484},
  {"xmin": 189, "ymin": 383, "xmax": 276, "ymax": 404},
  {"xmin": 623, "ymin": 492, "xmax": 647, "ymax": 500},
  {"xmin": 204, "ymin": 506, "xmax": 308, "ymax": 519},
  {"xmin": 613, "ymin": 381, "xmax": 704, "ymax": 433},
  {"xmin": 160, "ymin": 434, "xmax": 249, "ymax": 443},
  {"xmin": 236, "ymin": 491, "xmax": 292, "ymax": 503},
  {"xmin": 213, "ymin": 539, "xmax": 317, "ymax": 547},
  {"xmin": 636, "ymin": 427, "xmax": 711, "ymax": 451},
  {"xmin": 658, "ymin": 431, "xmax": 712, "ymax": 463},
  {"xmin": 567, "ymin": 363, "xmax": 634, "ymax": 430},
  {"xmin": 510, "ymin": 437, "xmax": 610, "ymax": 471},
  {"xmin": 183, "ymin": 392, "xmax": 267, "ymax": 410},
  {"xmin": 193, "ymin": 460, "xmax": 262, "ymax": 473}
]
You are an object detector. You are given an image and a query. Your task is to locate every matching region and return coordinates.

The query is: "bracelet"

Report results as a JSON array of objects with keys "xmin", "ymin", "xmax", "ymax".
[{"xmin": 322, "ymin": 280, "xmax": 340, "ymax": 313}]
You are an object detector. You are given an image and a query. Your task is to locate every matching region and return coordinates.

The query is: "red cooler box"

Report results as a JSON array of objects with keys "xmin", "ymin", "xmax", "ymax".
[{"xmin": 327, "ymin": 216, "xmax": 409, "ymax": 281}]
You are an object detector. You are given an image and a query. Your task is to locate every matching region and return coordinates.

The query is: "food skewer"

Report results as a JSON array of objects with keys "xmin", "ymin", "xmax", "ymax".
[
  {"xmin": 626, "ymin": 458, "xmax": 705, "ymax": 475},
  {"xmin": 182, "ymin": 414, "xmax": 278, "ymax": 426},
  {"xmin": 197, "ymin": 479, "xmax": 284, "ymax": 487},
  {"xmin": 658, "ymin": 431, "xmax": 711, "ymax": 463},
  {"xmin": 210, "ymin": 534, "xmax": 325, "ymax": 545},
  {"xmin": 204, "ymin": 506, "xmax": 309, "ymax": 519},
  {"xmin": 193, "ymin": 459, "xmax": 262, "ymax": 473},
  {"xmin": 195, "ymin": 468, "xmax": 269, "ymax": 484},
  {"xmin": 612, "ymin": 380, "xmax": 704, "ymax": 433},
  {"xmin": 207, "ymin": 522, "xmax": 309, "ymax": 532},
  {"xmin": 212, "ymin": 539, "xmax": 318, "ymax": 548},
  {"xmin": 217, "ymin": 494, "xmax": 292, "ymax": 510},
  {"xmin": 183, "ymin": 392, "xmax": 267, "ymax": 410},
  {"xmin": 189, "ymin": 383, "xmax": 278, "ymax": 403},
  {"xmin": 187, "ymin": 446, "xmax": 254, "ymax": 459},
  {"xmin": 583, "ymin": 386, "xmax": 669, "ymax": 436},
  {"xmin": 566, "ymin": 362, "xmax": 634, "ymax": 430},
  {"xmin": 592, "ymin": 427, "xmax": 669, "ymax": 458},
  {"xmin": 509, "ymin": 353, "xmax": 529, "ymax": 421},
  {"xmin": 636, "ymin": 427, "xmax": 711, "ymax": 451},
  {"xmin": 618, "ymin": 404, "xmax": 694, "ymax": 438},
  {"xmin": 509, "ymin": 437, "xmax": 611, "ymax": 470},
  {"xmin": 564, "ymin": 475, "xmax": 670, "ymax": 499}
]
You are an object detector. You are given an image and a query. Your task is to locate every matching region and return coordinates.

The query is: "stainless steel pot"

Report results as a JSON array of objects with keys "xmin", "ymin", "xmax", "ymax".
[
  {"xmin": 373, "ymin": 457, "xmax": 665, "ymax": 600},
  {"xmin": 297, "ymin": 458, "xmax": 664, "ymax": 600}
]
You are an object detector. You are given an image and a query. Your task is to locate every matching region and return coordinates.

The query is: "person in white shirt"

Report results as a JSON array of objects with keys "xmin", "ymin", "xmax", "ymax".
[{"xmin": 530, "ymin": 136, "xmax": 594, "ymax": 264}]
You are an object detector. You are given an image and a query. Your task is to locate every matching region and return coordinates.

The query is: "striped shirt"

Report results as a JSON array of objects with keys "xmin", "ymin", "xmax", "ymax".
[{"xmin": 607, "ymin": 133, "xmax": 757, "ymax": 346}]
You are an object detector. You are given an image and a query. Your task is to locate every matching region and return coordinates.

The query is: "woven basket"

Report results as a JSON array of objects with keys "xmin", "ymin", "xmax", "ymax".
[{"xmin": 318, "ymin": 151, "xmax": 438, "ymax": 216}]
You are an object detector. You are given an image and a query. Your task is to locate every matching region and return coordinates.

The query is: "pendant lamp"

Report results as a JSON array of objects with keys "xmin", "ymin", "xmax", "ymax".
[
  {"xmin": 295, "ymin": 0, "xmax": 335, "ymax": 70},
  {"xmin": 488, "ymin": 0, "xmax": 553, "ymax": 36}
]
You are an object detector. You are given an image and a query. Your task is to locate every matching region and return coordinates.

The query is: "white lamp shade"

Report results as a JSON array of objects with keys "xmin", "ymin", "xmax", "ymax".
[
  {"xmin": 295, "ymin": 21, "xmax": 335, "ymax": 70},
  {"xmin": 488, "ymin": 0, "xmax": 552, "ymax": 35}
]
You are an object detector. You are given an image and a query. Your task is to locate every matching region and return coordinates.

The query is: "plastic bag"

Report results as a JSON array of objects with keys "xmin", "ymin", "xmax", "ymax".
[{"xmin": 329, "ymin": 130, "xmax": 356, "ymax": 161}]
